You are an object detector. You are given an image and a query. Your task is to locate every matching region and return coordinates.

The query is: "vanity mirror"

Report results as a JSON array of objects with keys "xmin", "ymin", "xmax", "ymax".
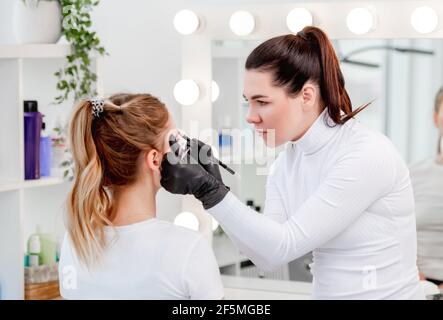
[{"xmin": 174, "ymin": 1, "xmax": 443, "ymax": 284}]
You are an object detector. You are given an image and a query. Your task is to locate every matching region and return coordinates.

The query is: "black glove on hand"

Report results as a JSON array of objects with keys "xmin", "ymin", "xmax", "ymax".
[
  {"xmin": 192, "ymin": 138, "xmax": 227, "ymax": 185},
  {"xmin": 160, "ymin": 134, "xmax": 229, "ymax": 209}
]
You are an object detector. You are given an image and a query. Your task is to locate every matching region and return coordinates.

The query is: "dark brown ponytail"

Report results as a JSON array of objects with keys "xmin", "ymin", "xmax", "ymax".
[{"xmin": 245, "ymin": 26, "xmax": 370, "ymax": 125}]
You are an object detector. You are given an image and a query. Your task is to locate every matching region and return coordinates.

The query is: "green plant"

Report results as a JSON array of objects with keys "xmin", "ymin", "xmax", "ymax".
[
  {"xmin": 54, "ymin": 0, "xmax": 107, "ymax": 104},
  {"xmin": 52, "ymin": 122, "xmax": 75, "ymax": 181}
]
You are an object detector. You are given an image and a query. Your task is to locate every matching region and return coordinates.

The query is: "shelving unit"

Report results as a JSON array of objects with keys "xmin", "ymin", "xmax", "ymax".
[
  {"xmin": 0, "ymin": 44, "xmax": 71, "ymax": 59},
  {"xmin": 0, "ymin": 44, "xmax": 103, "ymax": 300},
  {"xmin": 0, "ymin": 176, "xmax": 65, "ymax": 193}
]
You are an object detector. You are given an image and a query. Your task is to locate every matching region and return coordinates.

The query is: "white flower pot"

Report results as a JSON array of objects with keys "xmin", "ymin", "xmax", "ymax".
[
  {"xmin": 0, "ymin": 0, "xmax": 15, "ymax": 43},
  {"xmin": 13, "ymin": 0, "xmax": 62, "ymax": 44}
]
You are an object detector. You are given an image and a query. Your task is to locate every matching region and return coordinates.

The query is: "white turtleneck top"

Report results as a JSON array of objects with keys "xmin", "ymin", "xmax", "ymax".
[{"xmin": 208, "ymin": 109, "xmax": 425, "ymax": 300}]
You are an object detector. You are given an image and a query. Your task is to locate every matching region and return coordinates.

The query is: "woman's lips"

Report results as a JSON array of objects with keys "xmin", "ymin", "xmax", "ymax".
[{"xmin": 256, "ymin": 129, "xmax": 268, "ymax": 136}]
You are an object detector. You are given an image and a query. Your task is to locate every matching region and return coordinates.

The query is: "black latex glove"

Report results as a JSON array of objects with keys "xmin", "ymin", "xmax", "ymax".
[
  {"xmin": 189, "ymin": 137, "xmax": 226, "ymax": 184},
  {"xmin": 160, "ymin": 135, "xmax": 229, "ymax": 209}
]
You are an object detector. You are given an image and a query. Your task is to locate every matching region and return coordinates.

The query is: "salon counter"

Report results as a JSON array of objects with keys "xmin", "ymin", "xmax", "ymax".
[
  {"xmin": 221, "ymin": 275, "xmax": 312, "ymax": 300},
  {"xmin": 220, "ymin": 275, "xmax": 443, "ymax": 300}
]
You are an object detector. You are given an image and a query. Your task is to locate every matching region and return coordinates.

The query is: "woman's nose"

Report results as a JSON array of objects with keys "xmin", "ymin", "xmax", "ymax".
[{"xmin": 246, "ymin": 106, "xmax": 261, "ymax": 124}]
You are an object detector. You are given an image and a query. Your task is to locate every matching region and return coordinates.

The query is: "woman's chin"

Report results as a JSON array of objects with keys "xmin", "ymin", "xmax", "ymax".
[{"xmin": 261, "ymin": 136, "xmax": 281, "ymax": 148}]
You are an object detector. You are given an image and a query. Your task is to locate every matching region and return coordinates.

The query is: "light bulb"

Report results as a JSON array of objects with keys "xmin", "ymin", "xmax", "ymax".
[
  {"xmin": 211, "ymin": 80, "xmax": 220, "ymax": 102},
  {"xmin": 346, "ymin": 8, "xmax": 376, "ymax": 35},
  {"xmin": 286, "ymin": 8, "xmax": 313, "ymax": 33},
  {"xmin": 229, "ymin": 10, "xmax": 255, "ymax": 36},
  {"xmin": 173, "ymin": 9, "xmax": 200, "ymax": 35},
  {"xmin": 173, "ymin": 79, "xmax": 200, "ymax": 106},
  {"xmin": 410, "ymin": 6, "xmax": 439, "ymax": 34},
  {"xmin": 174, "ymin": 212, "xmax": 199, "ymax": 231}
]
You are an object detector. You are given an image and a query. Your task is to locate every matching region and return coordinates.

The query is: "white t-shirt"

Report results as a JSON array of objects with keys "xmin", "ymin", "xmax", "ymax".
[
  {"xmin": 208, "ymin": 108, "xmax": 425, "ymax": 300},
  {"xmin": 409, "ymin": 158, "xmax": 443, "ymax": 281},
  {"xmin": 58, "ymin": 218, "xmax": 224, "ymax": 300}
]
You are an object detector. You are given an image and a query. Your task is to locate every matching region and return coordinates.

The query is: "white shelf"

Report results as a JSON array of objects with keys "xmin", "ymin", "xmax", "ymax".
[
  {"xmin": 0, "ymin": 45, "xmax": 103, "ymax": 300},
  {"xmin": 0, "ymin": 177, "xmax": 67, "ymax": 193},
  {"xmin": 0, "ymin": 181, "xmax": 21, "ymax": 193},
  {"xmin": 22, "ymin": 176, "xmax": 67, "ymax": 189},
  {"xmin": 0, "ymin": 44, "xmax": 72, "ymax": 59}
]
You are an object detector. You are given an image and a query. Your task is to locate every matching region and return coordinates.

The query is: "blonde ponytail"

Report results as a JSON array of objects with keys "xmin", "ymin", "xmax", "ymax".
[
  {"xmin": 65, "ymin": 94, "xmax": 169, "ymax": 268},
  {"xmin": 66, "ymin": 100, "xmax": 113, "ymax": 267}
]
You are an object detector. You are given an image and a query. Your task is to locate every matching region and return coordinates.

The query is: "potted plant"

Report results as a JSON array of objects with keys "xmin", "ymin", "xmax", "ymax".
[
  {"xmin": 55, "ymin": 0, "xmax": 107, "ymax": 104},
  {"xmin": 13, "ymin": 0, "xmax": 107, "ymax": 103},
  {"xmin": 13, "ymin": 0, "xmax": 62, "ymax": 44},
  {"xmin": 54, "ymin": 0, "xmax": 107, "ymax": 180}
]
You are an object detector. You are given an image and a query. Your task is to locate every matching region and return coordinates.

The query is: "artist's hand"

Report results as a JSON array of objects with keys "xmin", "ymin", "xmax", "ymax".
[
  {"xmin": 160, "ymin": 135, "xmax": 229, "ymax": 209},
  {"xmin": 191, "ymin": 138, "xmax": 226, "ymax": 185},
  {"xmin": 169, "ymin": 133, "xmax": 228, "ymax": 186}
]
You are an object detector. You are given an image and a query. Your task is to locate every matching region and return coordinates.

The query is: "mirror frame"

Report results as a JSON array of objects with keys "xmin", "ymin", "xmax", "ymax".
[{"xmin": 177, "ymin": 1, "xmax": 443, "ymax": 241}]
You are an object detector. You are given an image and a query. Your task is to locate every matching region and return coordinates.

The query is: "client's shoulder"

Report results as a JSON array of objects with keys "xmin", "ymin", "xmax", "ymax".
[{"xmin": 153, "ymin": 218, "xmax": 207, "ymax": 246}]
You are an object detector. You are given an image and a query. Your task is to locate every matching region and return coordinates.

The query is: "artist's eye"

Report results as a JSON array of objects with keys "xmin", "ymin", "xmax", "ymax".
[{"xmin": 257, "ymin": 100, "xmax": 268, "ymax": 106}]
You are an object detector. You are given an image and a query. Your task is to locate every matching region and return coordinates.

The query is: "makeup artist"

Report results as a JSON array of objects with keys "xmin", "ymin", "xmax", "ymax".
[{"xmin": 160, "ymin": 26, "xmax": 425, "ymax": 300}]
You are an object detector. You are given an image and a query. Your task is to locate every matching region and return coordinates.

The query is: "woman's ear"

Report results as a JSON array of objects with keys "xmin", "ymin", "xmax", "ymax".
[
  {"xmin": 300, "ymin": 82, "xmax": 317, "ymax": 110},
  {"xmin": 434, "ymin": 111, "xmax": 439, "ymax": 129},
  {"xmin": 144, "ymin": 149, "xmax": 162, "ymax": 172},
  {"xmin": 142, "ymin": 149, "xmax": 163, "ymax": 190}
]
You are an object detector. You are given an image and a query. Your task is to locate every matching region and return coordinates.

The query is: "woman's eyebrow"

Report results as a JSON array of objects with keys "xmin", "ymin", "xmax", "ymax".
[{"xmin": 243, "ymin": 94, "xmax": 269, "ymax": 101}]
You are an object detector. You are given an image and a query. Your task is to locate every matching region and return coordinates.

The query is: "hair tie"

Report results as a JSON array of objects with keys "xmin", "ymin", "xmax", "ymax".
[{"xmin": 91, "ymin": 99, "xmax": 105, "ymax": 118}]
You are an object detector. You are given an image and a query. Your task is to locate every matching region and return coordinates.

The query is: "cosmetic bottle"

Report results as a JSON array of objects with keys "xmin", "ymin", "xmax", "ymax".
[
  {"xmin": 28, "ymin": 235, "xmax": 41, "ymax": 267},
  {"xmin": 28, "ymin": 226, "xmax": 57, "ymax": 266},
  {"xmin": 40, "ymin": 120, "xmax": 52, "ymax": 177},
  {"xmin": 24, "ymin": 100, "xmax": 42, "ymax": 180},
  {"xmin": 39, "ymin": 232, "xmax": 57, "ymax": 265},
  {"xmin": 218, "ymin": 115, "xmax": 233, "ymax": 155}
]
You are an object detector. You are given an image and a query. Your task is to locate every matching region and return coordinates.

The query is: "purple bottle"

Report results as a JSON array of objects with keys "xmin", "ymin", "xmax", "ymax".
[{"xmin": 24, "ymin": 100, "xmax": 42, "ymax": 180}]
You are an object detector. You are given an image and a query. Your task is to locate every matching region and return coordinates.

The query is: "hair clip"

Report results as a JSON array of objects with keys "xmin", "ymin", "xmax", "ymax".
[{"xmin": 91, "ymin": 99, "xmax": 105, "ymax": 118}]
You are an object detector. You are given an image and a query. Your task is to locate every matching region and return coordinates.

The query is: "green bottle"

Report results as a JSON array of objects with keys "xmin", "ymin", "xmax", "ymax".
[
  {"xmin": 27, "ymin": 226, "xmax": 57, "ymax": 266},
  {"xmin": 28, "ymin": 235, "xmax": 41, "ymax": 267}
]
